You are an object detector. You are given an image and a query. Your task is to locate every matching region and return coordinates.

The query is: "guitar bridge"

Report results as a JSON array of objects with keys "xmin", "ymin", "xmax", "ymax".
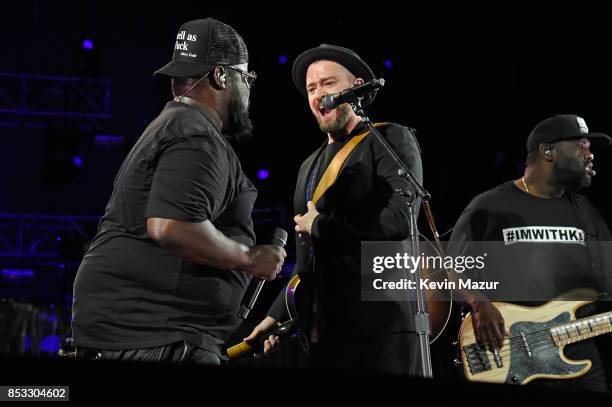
[{"xmin": 463, "ymin": 344, "xmax": 491, "ymax": 375}]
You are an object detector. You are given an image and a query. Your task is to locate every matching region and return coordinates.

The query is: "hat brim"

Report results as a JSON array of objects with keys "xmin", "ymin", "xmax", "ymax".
[
  {"xmin": 530, "ymin": 132, "xmax": 612, "ymax": 153},
  {"xmin": 292, "ymin": 46, "xmax": 376, "ymax": 106},
  {"xmin": 585, "ymin": 132, "xmax": 612, "ymax": 149},
  {"xmin": 153, "ymin": 60, "xmax": 215, "ymax": 78}
]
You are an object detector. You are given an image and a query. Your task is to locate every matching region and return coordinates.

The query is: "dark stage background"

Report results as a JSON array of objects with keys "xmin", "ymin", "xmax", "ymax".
[
  {"xmin": 0, "ymin": 1, "xmax": 610, "ymax": 400},
  {"xmin": 0, "ymin": 3, "xmax": 610, "ymax": 221}
]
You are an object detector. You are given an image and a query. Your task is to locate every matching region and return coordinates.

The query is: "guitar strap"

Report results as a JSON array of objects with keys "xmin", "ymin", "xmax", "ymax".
[{"xmin": 311, "ymin": 122, "xmax": 387, "ymax": 205}]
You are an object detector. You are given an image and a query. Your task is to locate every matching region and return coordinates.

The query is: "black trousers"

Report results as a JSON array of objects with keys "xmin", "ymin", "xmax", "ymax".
[{"xmin": 77, "ymin": 340, "xmax": 221, "ymax": 365}]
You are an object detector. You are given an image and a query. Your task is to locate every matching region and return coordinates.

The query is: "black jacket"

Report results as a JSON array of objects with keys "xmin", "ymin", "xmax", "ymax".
[{"xmin": 268, "ymin": 122, "xmax": 424, "ymax": 341}]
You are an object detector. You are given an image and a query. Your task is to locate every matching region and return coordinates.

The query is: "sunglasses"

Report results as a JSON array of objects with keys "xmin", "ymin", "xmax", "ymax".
[{"xmin": 224, "ymin": 66, "xmax": 257, "ymax": 89}]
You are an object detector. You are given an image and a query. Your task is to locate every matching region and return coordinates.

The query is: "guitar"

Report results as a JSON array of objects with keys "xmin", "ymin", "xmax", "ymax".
[
  {"xmin": 226, "ymin": 274, "xmax": 308, "ymax": 359},
  {"xmin": 459, "ymin": 290, "xmax": 612, "ymax": 384},
  {"xmin": 227, "ymin": 265, "xmax": 453, "ymax": 359}
]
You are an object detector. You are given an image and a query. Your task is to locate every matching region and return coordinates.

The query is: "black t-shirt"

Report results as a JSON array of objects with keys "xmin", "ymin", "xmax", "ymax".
[
  {"xmin": 72, "ymin": 101, "xmax": 257, "ymax": 355},
  {"xmin": 449, "ymin": 181, "xmax": 607, "ymax": 302}
]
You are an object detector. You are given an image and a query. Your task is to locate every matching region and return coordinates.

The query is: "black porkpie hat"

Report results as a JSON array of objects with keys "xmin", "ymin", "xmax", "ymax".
[{"xmin": 292, "ymin": 44, "xmax": 377, "ymax": 106}]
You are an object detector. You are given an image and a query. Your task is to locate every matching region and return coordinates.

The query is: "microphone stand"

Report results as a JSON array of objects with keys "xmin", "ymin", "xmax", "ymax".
[{"xmin": 351, "ymin": 100, "xmax": 433, "ymax": 379}]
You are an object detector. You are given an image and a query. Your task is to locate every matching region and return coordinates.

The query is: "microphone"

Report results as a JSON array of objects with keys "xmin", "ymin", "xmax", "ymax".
[
  {"xmin": 320, "ymin": 78, "xmax": 385, "ymax": 110},
  {"xmin": 237, "ymin": 227, "xmax": 288, "ymax": 319}
]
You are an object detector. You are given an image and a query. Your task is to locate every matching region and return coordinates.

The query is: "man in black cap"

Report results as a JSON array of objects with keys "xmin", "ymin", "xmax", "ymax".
[
  {"xmin": 246, "ymin": 44, "xmax": 424, "ymax": 375},
  {"xmin": 72, "ymin": 18, "xmax": 285, "ymax": 364},
  {"xmin": 448, "ymin": 114, "xmax": 612, "ymax": 391}
]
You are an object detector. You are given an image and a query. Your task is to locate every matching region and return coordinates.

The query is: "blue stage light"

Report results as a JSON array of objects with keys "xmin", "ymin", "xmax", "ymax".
[
  {"xmin": 82, "ymin": 39, "xmax": 94, "ymax": 50},
  {"xmin": 257, "ymin": 169, "xmax": 269, "ymax": 180}
]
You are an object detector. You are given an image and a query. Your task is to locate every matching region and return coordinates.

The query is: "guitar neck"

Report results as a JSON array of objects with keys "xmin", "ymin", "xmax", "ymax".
[{"xmin": 550, "ymin": 311, "xmax": 612, "ymax": 347}]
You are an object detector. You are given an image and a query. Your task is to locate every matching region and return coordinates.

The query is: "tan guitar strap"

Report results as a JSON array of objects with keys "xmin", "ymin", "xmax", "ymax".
[{"xmin": 312, "ymin": 122, "xmax": 387, "ymax": 204}]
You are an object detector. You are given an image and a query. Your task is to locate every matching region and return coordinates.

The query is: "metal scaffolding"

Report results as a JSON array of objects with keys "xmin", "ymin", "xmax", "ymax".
[
  {"xmin": 0, "ymin": 207, "xmax": 287, "ymax": 265},
  {"xmin": 0, "ymin": 72, "xmax": 112, "ymax": 131}
]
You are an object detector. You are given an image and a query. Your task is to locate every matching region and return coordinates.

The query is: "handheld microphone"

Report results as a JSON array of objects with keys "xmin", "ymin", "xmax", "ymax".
[
  {"xmin": 320, "ymin": 78, "xmax": 385, "ymax": 110},
  {"xmin": 237, "ymin": 227, "xmax": 288, "ymax": 319}
]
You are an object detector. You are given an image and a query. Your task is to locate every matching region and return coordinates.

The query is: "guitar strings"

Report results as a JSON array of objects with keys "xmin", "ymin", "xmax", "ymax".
[
  {"xmin": 466, "ymin": 335, "xmax": 581, "ymax": 376},
  {"xmin": 468, "ymin": 328, "xmax": 602, "ymax": 358},
  {"xmin": 465, "ymin": 320, "xmax": 611, "ymax": 362},
  {"xmin": 465, "ymin": 331, "xmax": 610, "ymax": 369},
  {"xmin": 467, "ymin": 316, "xmax": 611, "ymax": 352}
]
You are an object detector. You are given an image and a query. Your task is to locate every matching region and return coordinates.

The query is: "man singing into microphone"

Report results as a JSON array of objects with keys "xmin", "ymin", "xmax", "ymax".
[
  {"xmin": 247, "ymin": 44, "xmax": 423, "ymax": 375},
  {"xmin": 72, "ymin": 18, "xmax": 285, "ymax": 364}
]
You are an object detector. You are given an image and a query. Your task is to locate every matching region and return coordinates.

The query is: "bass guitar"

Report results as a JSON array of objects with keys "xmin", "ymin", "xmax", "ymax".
[{"xmin": 459, "ymin": 290, "xmax": 612, "ymax": 384}]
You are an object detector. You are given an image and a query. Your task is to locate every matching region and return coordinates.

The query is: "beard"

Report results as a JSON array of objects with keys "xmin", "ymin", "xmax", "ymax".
[
  {"xmin": 317, "ymin": 103, "xmax": 352, "ymax": 135},
  {"xmin": 224, "ymin": 86, "xmax": 253, "ymax": 145},
  {"xmin": 552, "ymin": 155, "xmax": 590, "ymax": 192}
]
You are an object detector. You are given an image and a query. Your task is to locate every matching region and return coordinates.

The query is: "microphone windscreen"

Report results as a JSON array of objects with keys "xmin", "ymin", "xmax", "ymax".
[{"xmin": 272, "ymin": 228, "xmax": 288, "ymax": 247}]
